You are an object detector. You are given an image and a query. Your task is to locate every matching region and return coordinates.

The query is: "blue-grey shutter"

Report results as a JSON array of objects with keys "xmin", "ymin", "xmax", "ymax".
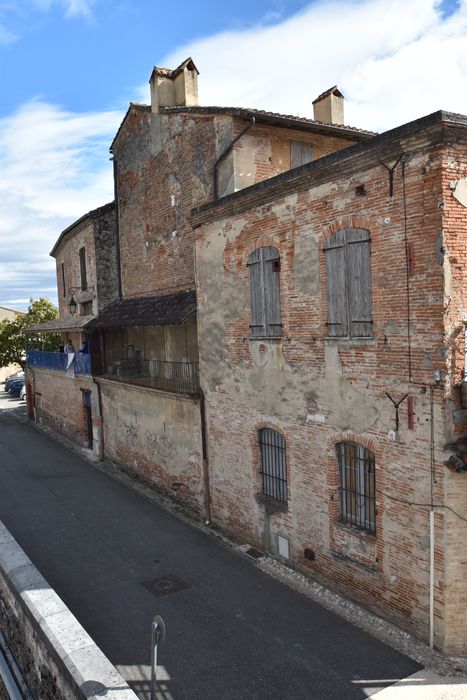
[
  {"xmin": 346, "ymin": 229, "xmax": 372, "ymax": 337},
  {"xmin": 291, "ymin": 141, "xmax": 313, "ymax": 168},
  {"xmin": 324, "ymin": 231, "xmax": 347, "ymax": 337},
  {"xmin": 263, "ymin": 247, "xmax": 281, "ymax": 337},
  {"xmin": 248, "ymin": 247, "xmax": 282, "ymax": 337},
  {"xmin": 248, "ymin": 248, "xmax": 264, "ymax": 337}
]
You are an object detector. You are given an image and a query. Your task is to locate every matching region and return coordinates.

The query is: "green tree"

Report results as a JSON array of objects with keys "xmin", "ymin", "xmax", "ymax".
[{"xmin": 0, "ymin": 298, "xmax": 59, "ymax": 369}]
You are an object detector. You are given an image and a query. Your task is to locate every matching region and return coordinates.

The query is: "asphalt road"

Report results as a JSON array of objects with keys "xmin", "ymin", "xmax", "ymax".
[{"xmin": 0, "ymin": 392, "xmax": 421, "ymax": 699}]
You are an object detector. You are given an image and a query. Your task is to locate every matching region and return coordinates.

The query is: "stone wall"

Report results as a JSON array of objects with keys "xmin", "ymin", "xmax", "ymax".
[
  {"xmin": 0, "ymin": 521, "xmax": 136, "ymax": 700},
  {"xmin": 32, "ymin": 368, "xmax": 101, "ymax": 456},
  {"xmin": 98, "ymin": 378, "xmax": 204, "ymax": 514}
]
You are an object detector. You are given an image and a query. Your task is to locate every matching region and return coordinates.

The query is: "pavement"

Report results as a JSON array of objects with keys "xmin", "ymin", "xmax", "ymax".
[{"xmin": 0, "ymin": 391, "xmax": 466, "ymax": 699}]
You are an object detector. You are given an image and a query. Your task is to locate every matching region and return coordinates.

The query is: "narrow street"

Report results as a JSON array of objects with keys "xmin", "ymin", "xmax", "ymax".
[{"xmin": 0, "ymin": 394, "xmax": 420, "ymax": 699}]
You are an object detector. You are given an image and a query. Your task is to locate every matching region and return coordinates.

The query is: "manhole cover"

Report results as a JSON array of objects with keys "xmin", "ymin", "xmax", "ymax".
[
  {"xmin": 142, "ymin": 574, "xmax": 190, "ymax": 597},
  {"xmin": 245, "ymin": 547, "xmax": 264, "ymax": 560}
]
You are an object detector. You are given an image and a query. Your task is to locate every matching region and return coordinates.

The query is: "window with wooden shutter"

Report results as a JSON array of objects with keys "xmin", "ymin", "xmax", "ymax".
[
  {"xmin": 323, "ymin": 228, "xmax": 372, "ymax": 338},
  {"xmin": 248, "ymin": 247, "xmax": 282, "ymax": 337},
  {"xmin": 290, "ymin": 141, "xmax": 313, "ymax": 168},
  {"xmin": 79, "ymin": 247, "xmax": 87, "ymax": 291}
]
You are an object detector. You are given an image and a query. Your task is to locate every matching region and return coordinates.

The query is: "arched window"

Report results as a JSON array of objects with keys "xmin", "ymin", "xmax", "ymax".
[
  {"xmin": 336, "ymin": 441, "xmax": 375, "ymax": 532},
  {"xmin": 248, "ymin": 247, "xmax": 281, "ymax": 338},
  {"xmin": 258, "ymin": 428, "xmax": 287, "ymax": 503},
  {"xmin": 323, "ymin": 229, "xmax": 372, "ymax": 338}
]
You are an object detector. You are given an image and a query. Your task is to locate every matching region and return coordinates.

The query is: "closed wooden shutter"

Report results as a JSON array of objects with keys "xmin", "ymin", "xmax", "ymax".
[
  {"xmin": 346, "ymin": 229, "xmax": 372, "ymax": 337},
  {"xmin": 324, "ymin": 231, "xmax": 347, "ymax": 337},
  {"xmin": 263, "ymin": 247, "xmax": 282, "ymax": 336},
  {"xmin": 290, "ymin": 141, "xmax": 313, "ymax": 168},
  {"xmin": 248, "ymin": 247, "xmax": 282, "ymax": 337},
  {"xmin": 248, "ymin": 248, "xmax": 265, "ymax": 337},
  {"xmin": 79, "ymin": 247, "xmax": 87, "ymax": 291}
]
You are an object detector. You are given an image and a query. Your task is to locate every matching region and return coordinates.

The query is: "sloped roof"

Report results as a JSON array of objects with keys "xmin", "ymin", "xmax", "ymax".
[
  {"xmin": 149, "ymin": 57, "xmax": 199, "ymax": 82},
  {"xmin": 312, "ymin": 86, "xmax": 344, "ymax": 104},
  {"xmin": 50, "ymin": 201, "xmax": 115, "ymax": 258},
  {"xmin": 111, "ymin": 102, "xmax": 375, "ymax": 152},
  {"xmin": 85, "ymin": 290, "xmax": 196, "ymax": 331},
  {"xmin": 160, "ymin": 105, "xmax": 375, "ymax": 138},
  {"xmin": 23, "ymin": 316, "xmax": 94, "ymax": 334}
]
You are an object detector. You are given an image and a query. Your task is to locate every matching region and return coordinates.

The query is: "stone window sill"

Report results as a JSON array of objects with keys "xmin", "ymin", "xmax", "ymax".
[
  {"xmin": 325, "ymin": 336, "xmax": 376, "ymax": 346},
  {"xmin": 255, "ymin": 492, "xmax": 288, "ymax": 513}
]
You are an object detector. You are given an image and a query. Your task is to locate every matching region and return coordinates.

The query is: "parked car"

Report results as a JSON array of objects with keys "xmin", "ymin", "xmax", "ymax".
[
  {"xmin": 8, "ymin": 379, "xmax": 24, "ymax": 398},
  {"xmin": 4, "ymin": 371, "xmax": 25, "ymax": 392},
  {"xmin": 20, "ymin": 383, "xmax": 26, "ymax": 400}
]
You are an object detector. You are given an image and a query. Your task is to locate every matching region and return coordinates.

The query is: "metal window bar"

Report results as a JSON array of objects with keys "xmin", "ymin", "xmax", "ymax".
[
  {"xmin": 259, "ymin": 428, "xmax": 287, "ymax": 503},
  {"xmin": 337, "ymin": 441, "xmax": 375, "ymax": 533}
]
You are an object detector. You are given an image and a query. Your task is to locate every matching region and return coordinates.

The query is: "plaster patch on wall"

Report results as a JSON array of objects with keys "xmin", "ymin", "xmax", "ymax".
[
  {"xmin": 307, "ymin": 413, "xmax": 325, "ymax": 424},
  {"xmin": 270, "ymin": 193, "xmax": 299, "ymax": 222},
  {"xmin": 452, "ymin": 178, "xmax": 467, "ymax": 207},
  {"xmin": 320, "ymin": 344, "xmax": 378, "ymax": 433},
  {"xmin": 294, "ymin": 236, "xmax": 320, "ymax": 295}
]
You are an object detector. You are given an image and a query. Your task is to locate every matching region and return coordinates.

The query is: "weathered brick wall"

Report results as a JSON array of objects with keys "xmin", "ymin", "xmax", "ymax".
[
  {"xmin": 113, "ymin": 107, "xmax": 227, "ymax": 298},
  {"xmin": 53, "ymin": 204, "xmax": 116, "ymax": 319},
  {"xmin": 233, "ymin": 119, "xmax": 361, "ymax": 191},
  {"xmin": 33, "ymin": 368, "xmax": 96, "ymax": 449},
  {"xmin": 54, "ymin": 219, "xmax": 97, "ymax": 318},
  {"xmin": 98, "ymin": 378, "xmax": 204, "ymax": 513},
  {"xmin": 438, "ymin": 133, "xmax": 467, "ymax": 654},
  {"xmin": 194, "ymin": 118, "xmax": 467, "ymax": 652},
  {"xmin": 94, "ymin": 205, "xmax": 118, "ymax": 311}
]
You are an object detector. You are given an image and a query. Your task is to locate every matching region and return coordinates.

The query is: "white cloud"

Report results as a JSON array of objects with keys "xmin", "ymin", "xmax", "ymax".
[
  {"xmin": 3, "ymin": 0, "xmax": 467, "ymax": 309},
  {"xmin": 0, "ymin": 100, "xmax": 121, "ymax": 308},
  {"xmin": 154, "ymin": 0, "xmax": 467, "ymax": 132},
  {"xmin": 0, "ymin": 23, "xmax": 17, "ymax": 44}
]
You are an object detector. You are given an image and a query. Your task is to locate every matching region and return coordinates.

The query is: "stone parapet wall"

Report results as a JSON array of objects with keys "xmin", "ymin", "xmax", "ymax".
[{"xmin": 0, "ymin": 521, "xmax": 137, "ymax": 700}]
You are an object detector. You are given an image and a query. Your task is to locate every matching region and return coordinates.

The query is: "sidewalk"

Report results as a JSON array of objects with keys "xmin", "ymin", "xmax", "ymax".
[
  {"xmin": 370, "ymin": 669, "xmax": 467, "ymax": 699},
  {"xmin": 1, "ymin": 394, "xmax": 466, "ymax": 699}
]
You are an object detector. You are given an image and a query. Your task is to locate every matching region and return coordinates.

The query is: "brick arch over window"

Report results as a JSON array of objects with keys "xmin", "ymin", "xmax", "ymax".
[
  {"xmin": 248, "ymin": 246, "xmax": 282, "ymax": 337},
  {"xmin": 322, "ymin": 216, "xmax": 373, "ymax": 242},
  {"xmin": 323, "ymin": 227, "xmax": 372, "ymax": 338}
]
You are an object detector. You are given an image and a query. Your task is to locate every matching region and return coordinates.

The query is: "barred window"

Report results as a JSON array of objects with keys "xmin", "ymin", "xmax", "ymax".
[
  {"xmin": 258, "ymin": 428, "xmax": 287, "ymax": 503},
  {"xmin": 248, "ymin": 247, "xmax": 282, "ymax": 337},
  {"xmin": 336, "ymin": 441, "xmax": 375, "ymax": 533}
]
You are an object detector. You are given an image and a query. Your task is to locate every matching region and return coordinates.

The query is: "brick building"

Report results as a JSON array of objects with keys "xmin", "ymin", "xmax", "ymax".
[
  {"xmin": 192, "ymin": 110, "xmax": 467, "ymax": 654},
  {"xmin": 25, "ymin": 202, "xmax": 117, "ymax": 452},
  {"xmin": 24, "ymin": 59, "xmax": 467, "ymax": 654}
]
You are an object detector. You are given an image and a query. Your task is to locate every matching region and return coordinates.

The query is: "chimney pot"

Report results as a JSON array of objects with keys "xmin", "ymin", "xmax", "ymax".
[
  {"xmin": 312, "ymin": 86, "xmax": 344, "ymax": 125},
  {"xmin": 149, "ymin": 57, "xmax": 199, "ymax": 113}
]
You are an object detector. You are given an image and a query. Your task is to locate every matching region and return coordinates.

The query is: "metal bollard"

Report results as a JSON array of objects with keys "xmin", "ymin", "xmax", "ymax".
[{"xmin": 150, "ymin": 615, "xmax": 166, "ymax": 700}]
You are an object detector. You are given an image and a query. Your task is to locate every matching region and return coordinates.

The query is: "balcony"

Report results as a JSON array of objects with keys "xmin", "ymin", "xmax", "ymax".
[
  {"xmin": 26, "ymin": 350, "xmax": 93, "ymax": 375},
  {"xmin": 98, "ymin": 357, "xmax": 200, "ymax": 396},
  {"xmin": 26, "ymin": 350, "xmax": 200, "ymax": 396}
]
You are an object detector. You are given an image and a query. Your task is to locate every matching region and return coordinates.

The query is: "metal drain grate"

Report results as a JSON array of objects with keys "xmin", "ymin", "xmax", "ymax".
[
  {"xmin": 244, "ymin": 547, "xmax": 264, "ymax": 560},
  {"xmin": 142, "ymin": 575, "xmax": 190, "ymax": 597}
]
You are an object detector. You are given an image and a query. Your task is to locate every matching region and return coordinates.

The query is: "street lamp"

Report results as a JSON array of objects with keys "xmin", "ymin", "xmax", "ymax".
[
  {"xmin": 69, "ymin": 294, "xmax": 77, "ymax": 315},
  {"xmin": 68, "ymin": 286, "xmax": 95, "ymax": 316}
]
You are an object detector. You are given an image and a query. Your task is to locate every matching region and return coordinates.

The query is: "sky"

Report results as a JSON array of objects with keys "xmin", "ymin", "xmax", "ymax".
[{"xmin": 0, "ymin": 0, "xmax": 466, "ymax": 311}]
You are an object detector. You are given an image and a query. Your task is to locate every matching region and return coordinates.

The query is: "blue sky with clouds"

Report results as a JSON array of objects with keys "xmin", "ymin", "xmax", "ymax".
[{"xmin": 0, "ymin": 0, "xmax": 466, "ymax": 310}]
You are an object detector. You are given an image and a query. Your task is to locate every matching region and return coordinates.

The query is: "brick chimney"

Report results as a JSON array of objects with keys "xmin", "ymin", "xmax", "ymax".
[
  {"xmin": 149, "ymin": 57, "xmax": 199, "ymax": 113},
  {"xmin": 312, "ymin": 86, "xmax": 344, "ymax": 125}
]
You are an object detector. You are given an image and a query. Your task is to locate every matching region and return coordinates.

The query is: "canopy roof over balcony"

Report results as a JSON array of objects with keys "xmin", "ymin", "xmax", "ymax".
[
  {"xmin": 85, "ymin": 289, "xmax": 196, "ymax": 331},
  {"xmin": 23, "ymin": 315, "xmax": 94, "ymax": 334}
]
